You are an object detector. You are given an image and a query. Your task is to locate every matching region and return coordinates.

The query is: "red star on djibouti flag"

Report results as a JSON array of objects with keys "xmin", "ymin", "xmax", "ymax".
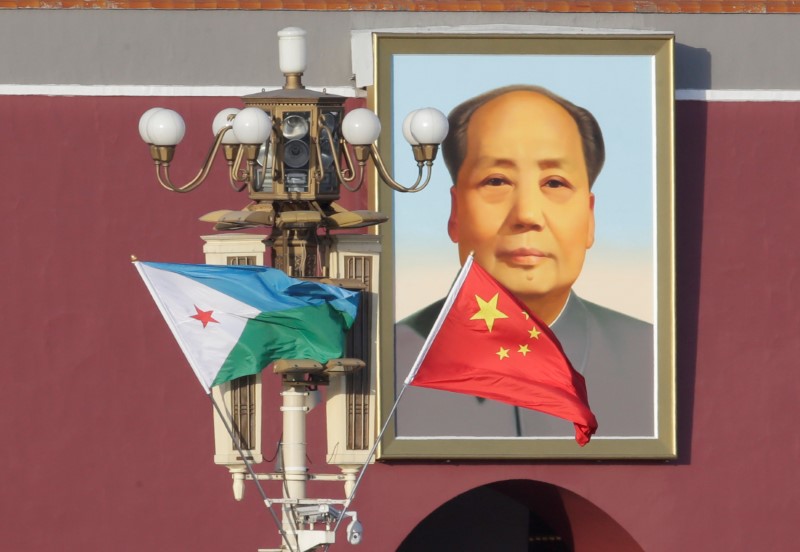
[
  {"xmin": 408, "ymin": 256, "xmax": 598, "ymax": 445},
  {"xmin": 190, "ymin": 305, "xmax": 219, "ymax": 328}
]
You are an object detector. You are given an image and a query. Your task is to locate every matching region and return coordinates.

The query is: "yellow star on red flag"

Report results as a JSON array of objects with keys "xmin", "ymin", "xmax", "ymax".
[{"xmin": 470, "ymin": 293, "xmax": 508, "ymax": 332}]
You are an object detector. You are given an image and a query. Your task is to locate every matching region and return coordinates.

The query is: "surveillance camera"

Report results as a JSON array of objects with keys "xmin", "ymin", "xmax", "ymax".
[{"xmin": 346, "ymin": 519, "xmax": 363, "ymax": 545}]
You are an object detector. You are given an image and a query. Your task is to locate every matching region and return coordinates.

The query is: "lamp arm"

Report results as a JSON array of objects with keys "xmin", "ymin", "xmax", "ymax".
[
  {"xmin": 338, "ymin": 139, "xmax": 358, "ymax": 181},
  {"xmin": 154, "ymin": 126, "xmax": 230, "ymax": 193},
  {"xmin": 368, "ymin": 144, "xmax": 433, "ymax": 193},
  {"xmin": 337, "ymin": 141, "xmax": 370, "ymax": 193},
  {"xmin": 227, "ymin": 144, "xmax": 249, "ymax": 192},
  {"xmin": 267, "ymin": 128, "xmax": 280, "ymax": 190},
  {"xmin": 317, "ymin": 125, "xmax": 360, "ymax": 186},
  {"xmin": 339, "ymin": 162, "xmax": 366, "ymax": 193}
]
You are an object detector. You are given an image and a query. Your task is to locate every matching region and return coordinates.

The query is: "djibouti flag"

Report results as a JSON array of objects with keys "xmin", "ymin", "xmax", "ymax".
[{"xmin": 135, "ymin": 261, "xmax": 360, "ymax": 393}]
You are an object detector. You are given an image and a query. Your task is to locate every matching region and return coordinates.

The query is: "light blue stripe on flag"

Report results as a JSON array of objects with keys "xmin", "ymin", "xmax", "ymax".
[{"xmin": 141, "ymin": 262, "xmax": 359, "ymax": 323}]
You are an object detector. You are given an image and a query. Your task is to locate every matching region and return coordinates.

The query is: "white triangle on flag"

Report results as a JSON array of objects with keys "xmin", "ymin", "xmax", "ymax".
[{"xmin": 137, "ymin": 263, "xmax": 260, "ymax": 392}]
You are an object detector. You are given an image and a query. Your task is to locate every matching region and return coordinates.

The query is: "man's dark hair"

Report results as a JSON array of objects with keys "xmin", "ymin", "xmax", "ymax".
[{"xmin": 441, "ymin": 85, "xmax": 606, "ymax": 188}]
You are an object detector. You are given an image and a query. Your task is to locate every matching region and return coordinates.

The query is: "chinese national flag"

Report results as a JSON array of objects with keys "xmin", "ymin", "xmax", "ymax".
[{"xmin": 405, "ymin": 255, "xmax": 598, "ymax": 445}]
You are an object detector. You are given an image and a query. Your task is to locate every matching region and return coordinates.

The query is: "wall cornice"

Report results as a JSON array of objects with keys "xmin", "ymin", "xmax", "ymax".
[{"xmin": 2, "ymin": 1, "xmax": 800, "ymax": 15}]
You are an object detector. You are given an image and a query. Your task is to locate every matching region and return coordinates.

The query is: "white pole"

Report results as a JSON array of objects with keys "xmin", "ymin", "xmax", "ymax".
[{"xmin": 280, "ymin": 386, "xmax": 309, "ymax": 551}]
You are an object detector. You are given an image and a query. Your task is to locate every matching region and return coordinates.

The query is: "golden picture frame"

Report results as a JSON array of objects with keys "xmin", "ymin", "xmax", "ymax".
[{"xmin": 368, "ymin": 31, "xmax": 675, "ymax": 459}]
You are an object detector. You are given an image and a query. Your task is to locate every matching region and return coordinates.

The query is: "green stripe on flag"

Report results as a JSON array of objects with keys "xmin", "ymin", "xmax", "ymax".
[{"xmin": 211, "ymin": 303, "xmax": 353, "ymax": 386}]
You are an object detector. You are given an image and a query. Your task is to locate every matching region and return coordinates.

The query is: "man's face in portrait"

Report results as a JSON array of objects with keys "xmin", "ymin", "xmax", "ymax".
[{"xmin": 448, "ymin": 91, "xmax": 596, "ymax": 324}]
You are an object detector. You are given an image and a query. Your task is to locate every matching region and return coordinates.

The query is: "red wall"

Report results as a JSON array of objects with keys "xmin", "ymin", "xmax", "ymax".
[{"xmin": 1, "ymin": 96, "xmax": 798, "ymax": 550}]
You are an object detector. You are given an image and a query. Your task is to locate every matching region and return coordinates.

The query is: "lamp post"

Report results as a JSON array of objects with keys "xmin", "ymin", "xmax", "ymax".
[{"xmin": 138, "ymin": 27, "xmax": 447, "ymax": 552}]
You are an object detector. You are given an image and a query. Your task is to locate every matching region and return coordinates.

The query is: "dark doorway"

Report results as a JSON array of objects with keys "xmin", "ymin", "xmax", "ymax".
[{"xmin": 397, "ymin": 479, "xmax": 643, "ymax": 552}]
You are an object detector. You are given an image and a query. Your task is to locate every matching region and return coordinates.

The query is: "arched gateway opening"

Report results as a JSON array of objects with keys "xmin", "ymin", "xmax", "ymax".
[{"xmin": 397, "ymin": 479, "xmax": 643, "ymax": 552}]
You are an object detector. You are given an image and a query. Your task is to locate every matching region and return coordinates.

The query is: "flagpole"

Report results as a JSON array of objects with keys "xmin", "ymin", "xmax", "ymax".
[
  {"xmin": 327, "ymin": 380, "xmax": 413, "ymax": 541},
  {"xmin": 326, "ymin": 256, "xmax": 478, "ymax": 544},
  {"xmin": 209, "ymin": 393, "xmax": 298, "ymax": 552}
]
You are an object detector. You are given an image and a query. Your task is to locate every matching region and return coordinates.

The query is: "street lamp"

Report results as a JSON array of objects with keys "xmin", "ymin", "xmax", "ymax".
[
  {"xmin": 138, "ymin": 27, "xmax": 448, "ymax": 552},
  {"xmin": 138, "ymin": 26, "xmax": 448, "ymax": 278}
]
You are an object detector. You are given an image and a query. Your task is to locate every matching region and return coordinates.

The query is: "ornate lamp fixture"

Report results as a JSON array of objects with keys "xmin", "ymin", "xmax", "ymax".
[
  {"xmin": 137, "ymin": 28, "xmax": 449, "ymax": 552},
  {"xmin": 138, "ymin": 27, "xmax": 448, "ymax": 277}
]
